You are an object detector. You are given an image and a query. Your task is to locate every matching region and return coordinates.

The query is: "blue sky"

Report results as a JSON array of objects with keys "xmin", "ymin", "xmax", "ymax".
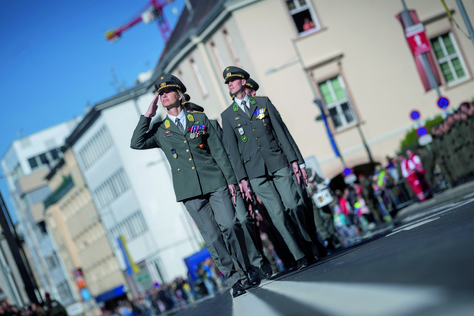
[{"xmin": 0, "ymin": 0, "xmax": 185, "ymax": 211}]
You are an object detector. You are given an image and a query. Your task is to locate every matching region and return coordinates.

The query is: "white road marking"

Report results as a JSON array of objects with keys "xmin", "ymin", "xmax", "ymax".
[
  {"xmin": 463, "ymin": 192, "xmax": 474, "ymax": 199},
  {"xmin": 264, "ymin": 281, "xmax": 446, "ymax": 316},
  {"xmin": 385, "ymin": 218, "xmax": 440, "ymax": 237},
  {"xmin": 233, "ymin": 291, "xmax": 282, "ymax": 316}
]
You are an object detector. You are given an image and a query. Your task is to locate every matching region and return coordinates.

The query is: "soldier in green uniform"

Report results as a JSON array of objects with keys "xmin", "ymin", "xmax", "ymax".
[
  {"xmin": 244, "ymin": 77, "xmax": 327, "ymax": 257},
  {"xmin": 220, "ymin": 66, "xmax": 309, "ymax": 269},
  {"xmin": 183, "ymin": 95, "xmax": 273, "ymax": 280},
  {"xmin": 130, "ymin": 74, "xmax": 260, "ymax": 298}
]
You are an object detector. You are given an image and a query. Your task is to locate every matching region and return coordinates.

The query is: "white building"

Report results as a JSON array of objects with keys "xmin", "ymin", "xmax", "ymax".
[
  {"xmin": 64, "ymin": 81, "xmax": 203, "ymax": 295},
  {"xmin": 1, "ymin": 118, "xmax": 84, "ymax": 314}
]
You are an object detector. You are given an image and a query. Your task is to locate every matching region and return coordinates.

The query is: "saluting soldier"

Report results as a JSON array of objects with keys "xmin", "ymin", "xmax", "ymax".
[
  {"xmin": 183, "ymin": 94, "xmax": 273, "ymax": 280},
  {"xmin": 130, "ymin": 74, "xmax": 260, "ymax": 298},
  {"xmin": 245, "ymin": 77, "xmax": 327, "ymax": 257},
  {"xmin": 220, "ymin": 66, "xmax": 309, "ymax": 269}
]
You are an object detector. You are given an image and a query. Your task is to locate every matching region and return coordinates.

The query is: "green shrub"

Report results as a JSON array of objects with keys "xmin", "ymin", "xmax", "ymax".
[{"xmin": 399, "ymin": 115, "xmax": 444, "ymax": 153}]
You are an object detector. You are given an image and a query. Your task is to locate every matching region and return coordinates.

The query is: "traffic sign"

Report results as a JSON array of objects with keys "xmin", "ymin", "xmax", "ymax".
[
  {"xmin": 409, "ymin": 110, "xmax": 421, "ymax": 121},
  {"xmin": 405, "ymin": 24, "xmax": 431, "ymax": 56},
  {"xmin": 418, "ymin": 134, "xmax": 433, "ymax": 146},
  {"xmin": 437, "ymin": 96, "xmax": 450, "ymax": 109},
  {"xmin": 416, "ymin": 126, "xmax": 428, "ymax": 137},
  {"xmin": 342, "ymin": 167, "xmax": 353, "ymax": 177}
]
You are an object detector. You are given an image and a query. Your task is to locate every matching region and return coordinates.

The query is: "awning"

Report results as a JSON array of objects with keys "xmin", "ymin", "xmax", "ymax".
[{"xmin": 95, "ymin": 285, "xmax": 126, "ymax": 303}]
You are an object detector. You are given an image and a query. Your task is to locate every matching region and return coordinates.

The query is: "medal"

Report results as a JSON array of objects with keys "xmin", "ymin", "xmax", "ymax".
[
  {"xmin": 238, "ymin": 127, "xmax": 244, "ymax": 135},
  {"xmin": 190, "ymin": 133, "xmax": 195, "ymax": 139},
  {"xmin": 242, "ymin": 135, "xmax": 248, "ymax": 142},
  {"xmin": 171, "ymin": 148, "xmax": 177, "ymax": 159},
  {"xmin": 254, "ymin": 108, "xmax": 266, "ymax": 119}
]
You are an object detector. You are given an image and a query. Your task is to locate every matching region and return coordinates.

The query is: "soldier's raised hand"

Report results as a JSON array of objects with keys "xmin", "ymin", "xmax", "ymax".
[{"xmin": 145, "ymin": 93, "xmax": 159, "ymax": 118}]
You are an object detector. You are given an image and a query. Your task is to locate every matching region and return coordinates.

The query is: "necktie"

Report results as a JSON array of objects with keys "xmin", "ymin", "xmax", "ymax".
[
  {"xmin": 176, "ymin": 118, "xmax": 185, "ymax": 134},
  {"xmin": 241, "ymin": 100, "xmax": 250, "ymax": 117}
]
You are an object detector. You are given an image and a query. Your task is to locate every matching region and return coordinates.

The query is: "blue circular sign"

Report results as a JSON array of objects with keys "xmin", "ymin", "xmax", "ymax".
[
  {"xmin": 417, "ymin": 126, "xmax": 428, "ymax": 137},
  {"xmin": 342, "ymin": 167, "xmax": 353, "ymax": 177},
  {"xmin": 437, "ymin": 96, "xmax": 450, "ymax": 109},
  {"xmin": 410, "ymin": 110, "xmax": 421, "ymax": 121}
]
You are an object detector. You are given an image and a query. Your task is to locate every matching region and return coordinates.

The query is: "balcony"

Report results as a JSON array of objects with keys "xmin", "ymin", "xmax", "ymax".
[{"xmin": 43, "ymin": 175, "xmax": 74, "ymax": 209}]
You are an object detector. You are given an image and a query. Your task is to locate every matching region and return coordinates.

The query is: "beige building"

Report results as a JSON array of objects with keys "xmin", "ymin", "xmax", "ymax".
[
  {"xmin": 44, "ymin": 148, "xmax": 128, "ymax": 313},
  {"xmin": 153, "ymin": 0, "xmax": 474, "ymax": 178}
]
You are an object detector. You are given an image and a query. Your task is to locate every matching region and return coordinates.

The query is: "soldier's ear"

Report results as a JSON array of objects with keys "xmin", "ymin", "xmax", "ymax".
[{"xmin": 241, "ymin": 79, "xmax": 247, "ymax": 86}]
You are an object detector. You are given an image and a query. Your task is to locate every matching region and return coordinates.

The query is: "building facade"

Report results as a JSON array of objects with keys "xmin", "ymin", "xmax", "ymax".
[
  {"xmin": 44, "ymin": 147, "xmax": 128, "ymax": 314},
  {"xmin": 153, "ymin": 0, "xmax": 474, "ymax": 177},
  {"xmin": 0, "ymin": 119, "xmax": 83, "ymax": 314}
]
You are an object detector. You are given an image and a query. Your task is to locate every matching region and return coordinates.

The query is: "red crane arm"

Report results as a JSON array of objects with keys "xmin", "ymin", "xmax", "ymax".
[{"xmin": 105, "ymin": 16, "xmax": 143, "ymax": 41}]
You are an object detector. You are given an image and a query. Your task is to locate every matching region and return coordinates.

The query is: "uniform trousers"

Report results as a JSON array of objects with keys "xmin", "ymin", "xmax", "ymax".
[
  {"xmin": 249, "ymin": 166, "xmax": 305, "ymax": 261},
  {"xmin": 183, "ymin": 186, "xmax": 250, "ymax": 287}
]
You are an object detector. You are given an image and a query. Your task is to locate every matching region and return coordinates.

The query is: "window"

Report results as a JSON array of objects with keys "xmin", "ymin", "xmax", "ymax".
[
  {"xmin": 210, "ymin": 42, "xmax": 225, "ymax": 70},
  {"xmin": 286, "ymin": 0, "xmax": 321, "ymax": 35},
  {"xmin": 190, "ymin": 59, "xmax": 209, "ymax": 96},
  {"xmin": 78, "ymin": 126, "xmax": 113, "ymax": 170},
  {"xmin": 431, "ymin": 32, "xmax": 469, "ymax": 86},
  {"xmin": 93, "ymin": 168, "xmax": 130, "ymax": 209},
  {"xmin": 223, "ymin": 30, "xmax": 242, "ymax": 66},
  {"xmin": 27, "ymin": 148, "xmax": 62, "ymax": 171},
  {"xmin": 318, "ymin": 76, "xmax": 357, "ymax": 130},
  {"xmin": 109, "ymin": 211, "xmax": 148, "ymax": 242},
  {"xmin": 28, "ymin": 157, "xmax": 38, "ymax": 169},
  {"xmin": 24, "ymin": 185, "xmax": 51, "ymax": 207}
]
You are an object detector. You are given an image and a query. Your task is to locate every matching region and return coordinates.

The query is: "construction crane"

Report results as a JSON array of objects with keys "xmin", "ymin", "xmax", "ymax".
[{"xmin": 105, "ymin": 0, "xmax": 175, "ymax": 43}]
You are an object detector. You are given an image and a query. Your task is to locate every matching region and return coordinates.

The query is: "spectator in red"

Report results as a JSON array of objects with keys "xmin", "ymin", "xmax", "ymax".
[{"xmin": 303, "ymin": 17, "xmax": 315, "ymax": 31}]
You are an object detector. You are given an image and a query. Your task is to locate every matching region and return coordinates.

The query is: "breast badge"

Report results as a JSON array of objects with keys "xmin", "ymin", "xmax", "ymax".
[
  {"xmin": 165, "ymin": 119, "xmax": 170, "ymax": 129},
  {"xmin": 187, "ymin": 114, "xmax": 194, "ymax": 122},
  {"xmin": 254, "ymin": 108, "xmax": 266, "ymax": 120},
  {"xmin": 171, "ymin": 148, "xmax": 178, "ymax": 159}
]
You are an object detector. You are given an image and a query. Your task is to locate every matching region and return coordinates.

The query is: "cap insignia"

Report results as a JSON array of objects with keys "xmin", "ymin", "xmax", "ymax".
[{"xmin": 161, "ymin": 82, "xmax": 166, "ymax": 87}]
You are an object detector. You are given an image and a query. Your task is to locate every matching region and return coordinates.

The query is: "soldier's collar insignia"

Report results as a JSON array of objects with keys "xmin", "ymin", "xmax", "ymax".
[
  {"xmin": 164, "ymin": 119, "xmax": 170, "ymax": 129},
  {"xmin": 249, "ymin": 97, "xmax": 256, "ymax": 105},
  {"xmin": 187, "ymin": 114, "xmax": 194, "ymax": 121},
  {"xmin": 233, "ymin": 103, "xmax": 238, "ymax": 111}
]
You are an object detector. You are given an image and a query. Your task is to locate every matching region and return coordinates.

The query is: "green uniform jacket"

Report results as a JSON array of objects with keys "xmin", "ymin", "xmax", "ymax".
[
  {"xmin": 221, "ymin": 96, "xmax": 298, "ymax": 182},
  {"xmin": 131, "ymin": 113, "xmax": 237, "ymax": 202}
]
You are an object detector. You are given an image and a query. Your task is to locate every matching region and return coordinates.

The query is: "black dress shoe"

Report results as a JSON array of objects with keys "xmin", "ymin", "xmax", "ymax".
[
  {"xmin": 296, "ymin": 257, "xmax": 308, "ymax": 270},
  {"xmin": 232, "ymin": 283, "xmax": 246, "ymax": 298},
  {"xmin": 245, "ymin": 266, "xmax": 261, "ymax": 287},
  {"xmin": 259, "ymin": 264, "xmax": 273, "ymax": 279},
  {"xmin": 241, "ymin": 280, "xmax": 251, "ymax": 290}
]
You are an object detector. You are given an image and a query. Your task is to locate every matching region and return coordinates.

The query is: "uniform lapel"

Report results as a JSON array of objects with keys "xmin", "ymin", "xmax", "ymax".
[
  {"xmin": 232, "ymin": 101, "xmax": 250, "ymax": 121},
  {"xmin": 248, "ymin": 97, "xmax": 258, "ymax": 119},
  {"xmin": 164, "ymin": 115, "xmax": 182, "ymax": 136}
]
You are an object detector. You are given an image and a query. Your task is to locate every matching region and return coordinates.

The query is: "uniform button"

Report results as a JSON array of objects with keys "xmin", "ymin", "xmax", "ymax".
[
  {"xmin": 258, "ymin": 147, "xmax": 261, "ymax": 149},
  {"xmin": 253, "ymin": 129, "xmax": 255, "ymax": 132},
  {"xmin": 192, "ymin": 167, "xmax": 195, "ymax": 170},
  {"xmin": 186, "ymin": 149, "xmax": 189, "ymax": 152},
  {"xmin": 250, "ymin": 120, "xmax": 252, "ymax": 123},
  {"xmin": 238, "ymin": 124, "xmax": 241, "ymax": 127},
  {"xmin": 255, "ymin": 137, "xmax": 258, "ymax": 140},
  {"xmin": 184, "ymin": 140, "xmax": 187, "ymax": 143},
  {"xmin": 177, "ymin": 168, "xmax": 180, "ymax": 171},
  {"xmin": 189, "ymin": 158, "xmax": 192, "ymax": 161}
]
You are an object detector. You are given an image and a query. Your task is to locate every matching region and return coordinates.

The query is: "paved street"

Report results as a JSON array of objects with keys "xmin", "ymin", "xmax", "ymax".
[{"xmin": 169, "ymin": 184, "xmax": 474, "ymax": 316}]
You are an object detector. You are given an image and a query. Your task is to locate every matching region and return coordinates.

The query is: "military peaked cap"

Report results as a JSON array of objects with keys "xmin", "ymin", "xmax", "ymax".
[
  {"xmin": 223, "ymin": 66, "xmax": 249, "ymax": 83},
  {"xmin": 187, "ymin": 102, "xmax": 205, "ymax": 113},
  {"xmin": 182, "ymin": 94, "xmax": 191, "ymax": 105},
  {"xmin": 154, "ymin": 74, "xmax": 187, "ymax": 94},
  {"xmin": 245, "ymin": 78, "xmax": 259, "ymax": 92}
]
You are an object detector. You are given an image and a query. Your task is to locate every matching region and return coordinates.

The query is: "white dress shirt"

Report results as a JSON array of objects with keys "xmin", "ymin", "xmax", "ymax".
[
  {"xmin": 167, "ymin": 109, "xmax": 186, "ymax": 132},
  {"xmin": 234, "ymin": 94, "xmax": 250, "ymax": 113}
]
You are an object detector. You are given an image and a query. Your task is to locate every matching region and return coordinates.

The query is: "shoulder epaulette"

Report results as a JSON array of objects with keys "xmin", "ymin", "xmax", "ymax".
[
  {"xmin": 254, "ymin": 95, "xmax": 267, "ymax": 98},
  {"xmin": 191, "ymin": 111, "xmax": 202, "ymax": 113}
]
